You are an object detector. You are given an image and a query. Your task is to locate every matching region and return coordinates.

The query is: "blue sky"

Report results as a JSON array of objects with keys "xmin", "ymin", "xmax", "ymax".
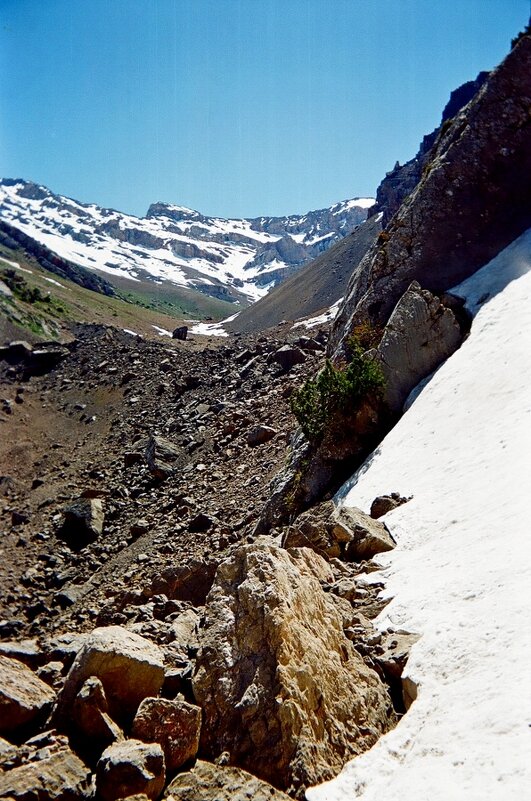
[{"xmin": 0, "ymin": 0, "xmax": 527, "ymax": 218}]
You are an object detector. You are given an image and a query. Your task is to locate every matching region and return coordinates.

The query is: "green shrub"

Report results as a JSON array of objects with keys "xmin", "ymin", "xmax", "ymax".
[{"xmin": 290, "ymin": 338, "xmax": 384, "ymax": 442}]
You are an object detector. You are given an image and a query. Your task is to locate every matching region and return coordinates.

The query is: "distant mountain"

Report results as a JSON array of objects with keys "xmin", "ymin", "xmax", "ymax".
[{"xmin": 0, "ymin": 179, "xmax": 373, "ymax": 306}]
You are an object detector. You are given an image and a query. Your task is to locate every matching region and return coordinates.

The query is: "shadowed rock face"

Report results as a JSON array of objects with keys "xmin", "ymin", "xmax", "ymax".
[{"xmin": 330, "ymin": 34, "xmax": 531, "ymax": 353}]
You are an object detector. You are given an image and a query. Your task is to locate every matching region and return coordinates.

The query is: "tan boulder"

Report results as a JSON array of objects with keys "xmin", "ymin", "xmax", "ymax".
[
  {"xmin": 132, "ymin": 697, "xmax": 201, "ymax": 774},
  {"xmin": 192, "ymin": 541, "xmax": 396, "ymax": 796},
  {"xmin": 96, "ymin": 739, "xmax": 165, "ymax": 801},
  {"xmin": 55, "ymin": 626, "xmax": 164, "ymax": 727},
  {"xmin": 0, "ymin": 656, "xmax": 55, "ymax": 739},
  {"xmin": 163, "ymin": 759, "xmax": 293, "ymax": 800}
]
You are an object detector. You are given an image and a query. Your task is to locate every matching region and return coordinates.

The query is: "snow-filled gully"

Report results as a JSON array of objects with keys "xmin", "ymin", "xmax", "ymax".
[{"xmin": 308, "ymin": 229, "xmax": 531, "ymax": 801}]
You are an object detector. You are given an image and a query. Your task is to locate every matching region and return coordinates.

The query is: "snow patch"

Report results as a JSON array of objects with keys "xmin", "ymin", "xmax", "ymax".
[
  {"xmin": 307, "ymin": 228, "xmax": 531, "ymax": 801},
  {"xmin": 292, "ymin": 297, "xmax": 343, "ymax": 329}
]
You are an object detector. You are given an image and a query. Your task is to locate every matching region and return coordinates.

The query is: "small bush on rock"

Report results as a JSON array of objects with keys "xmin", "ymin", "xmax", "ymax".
[{"xmin": 290, "ymin": 337, "xmax": 384, "ymax": 442}]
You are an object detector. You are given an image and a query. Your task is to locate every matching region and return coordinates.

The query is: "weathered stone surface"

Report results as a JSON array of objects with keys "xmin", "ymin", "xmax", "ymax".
[
  {"xmin": 59, "ymin": 498, "xmax": 104, "ymax": 546},
  {"xmin": 132, "ymin": 697, "xmax": 201, "ymax": 774},
  {"xmin": 0, "ymin": 656, "xmax": 55, "ymax": 738},
  {"xmin": 372, "ymin": 282, "xmax": 463, "ymax": 413},
  {"xmin": 246, "ymin": 425, "xmax": 277, "ymax": 447},
  {"xmin": 145, "ymin": 436, "xmax": 183, "ymax": 480},
  {"xmin": 72, "ymin": 676, "xmax": 123, "ymax": 752},
  {"xmin": 56, "ymin": 626, "xmax": 165, "ymax": 726},
  {"xmin": 282, "ymin": 500, "xmax": 395, "ymax": 562},
  {"xmin": 192, "ymin": 541, "xmax": 395, "ymax": 796},
  {"xmin": 172, "ymin": 326, "xmax": 188, "ymax": 341},
  {"xmin": 337, "ymin": 506, "xmax": 396, "ymax": 561},
  {"xmin": 0, "ymin": 640, "xmax": 41, "ymax": 668},
  {"xmin": 0, "ymin": 738, "xmax": 92, "ymax": 800},
  {"xmin": 163, "ymin": 760, "xmax": 293, "ymax": 800},
  {"xmin": 370, "ymin": 492, "xmax": 410, "ymax": 519},
  {"xmin": 273, "ymin": 345, "xmax": 306, "ymax": 371},
  {"xmin": 96, "ymin": 739, "xmax": 165, "ymax": 801}
]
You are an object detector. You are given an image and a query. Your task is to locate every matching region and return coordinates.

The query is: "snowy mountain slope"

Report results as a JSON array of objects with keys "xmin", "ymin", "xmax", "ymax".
[
  {"xmin": 0, "ymin": 179, "xmax": 373, "ymax": 304},
  {"xmin": 307, "ymin": 228, "xmax": 531, "ymax": 801}
]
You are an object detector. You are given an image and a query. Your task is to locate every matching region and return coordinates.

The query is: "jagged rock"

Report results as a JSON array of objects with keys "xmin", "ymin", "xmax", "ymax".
[
  {"xmin": 71, "ymin": 677, "xmax": 123, "ymax": 754},
  {"xmin": 281, "ymin": 500, "xmax": 351, "ymax": 560},
  {"xmin": 374, "ymin": 631, "xmax": 420, "ymax": 682},
  {"xmin": 59, "ymin": 498, "xmax": 104, "ymax": 546},
  {"xmin": 338, "ymin": 506, "xmax": 396, "ymax": 561},
  {"xmin": 169, "ymin": 609, "xmax": 200, "ymax": 651},
  {"xmin": 0, "ymin": 735, "xmax": 18, "ymax": 766},
  {"xmin": 132, "ymin": 697, "xmax": 201, "ymax": 773},
  {"xmin": 145, "ymin": 436, "xmax": 183, "ymax": 480},
  {"xmin": 192, "ymin": 541, "xmax": 395, "ymax": 796},
  {"xmin": 0, "ymin": 735, "xmax": 92, "ymax": 800},
  {"xmin": 372, "ymin": 282, "xmax": 463, "ymax": 413},
  {"xmin": 330, "ymin": 35, "xmax": 531, "ymax": 350},
  {"xmin": 370, "ymin": 492, "xmax": 410, "ymax": 518},
  {"xmin": 163, "ymin": 759, "xmax": 293, "ymax": 800},
  {"xmin": 0, "ymin": 656, "xmax": 56, "ymax": 739},
  {"xmin": 96, "ymin": 739, "xmax": 165, "ymax": 801},
  {"xmin": 282, "ymin": 500, "xmax": 395, "ymax": 562},
  {"xmin": 246, "ymin": 425, "xmax": 277, "ymax": 446},
  {"xmin": 172, "ymin": 326, "xmax": 188, "ymax": 341},
  {"xmin": 273, "ymin": 345, "xmax": 306, "ymax": 371},
  {"xmin": 55, "ymin": 626, "xmax": 165, "ymax": 727}
]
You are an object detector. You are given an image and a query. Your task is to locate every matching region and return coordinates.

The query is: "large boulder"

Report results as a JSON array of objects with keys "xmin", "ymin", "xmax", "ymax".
[
  {"xmin": 96, "ymin": 739, "xmax": 165, "ymax": 801},
  {"xmin": 373, "ymin": 282, "xmax": 463, "ymax": 413},
  {"xmin": 0, "ymin": 735, "xmax": 92, "ymax": 800},
  {"xmin": 192, "ymin": 541, "xmax": 395, "ymax": 796},
  {"xmin": 58, "ymin": 498, "xmax": 104, "ymax": 546},
  {"xmin": 0, "ymin": 656, "xmax": 55, "ymax": 739},
  {"xmin": 55, "ymin": 627, "xmax": 165, "ymax": 727},
  {"xmin": 132, "ymin": 697, "xmax": 201, "ymax": 774},
  {"xmin": 163, "ymin": 759, "xmax": 293, "ymax": 800}
]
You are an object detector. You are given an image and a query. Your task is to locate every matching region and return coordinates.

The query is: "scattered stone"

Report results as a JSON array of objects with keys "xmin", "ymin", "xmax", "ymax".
[
  {"xmin": 96, "ymin": 739, "xmax": 165, "ymax": 801},
  {"xmin": 273, "ymin": 345, "xmax": 306, "ymax": 371},
  {"xmin": 193, "ymin": 540, "xmax": 396, "ymax": 796},
  {"xmin": 132, "ymin": 696, "xmax": 201, "ymax": 774},
  {"xmin": 146, "ymin": 436, "xmax": 183, "ymax": 480},
  {"xmin": 0, "ymin": 655, "xmax": 56, "ymax": 739},
  {"xmin": 58, "ymin": 498, "xmax": 104, "ymax": 546},
  {"xmin": 246, "ymin": 425, "xmax": 277, "ymax": 446},
  {"xmin": 55, "ymin": 626, "xmax": 165, "ymax": 726},
  {"xmin": 163, "ymin": 759, "xmax": 293, "ymax": 800}
]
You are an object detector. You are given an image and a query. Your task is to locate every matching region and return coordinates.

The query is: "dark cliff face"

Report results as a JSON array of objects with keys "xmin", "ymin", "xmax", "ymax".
[
  {"xmin": 368, "ymin": 72, "xmax": 490, "ymax": 228},
  {"xmin": 329, "ymin": 34, "xmax": 531, "ymax": 354}
]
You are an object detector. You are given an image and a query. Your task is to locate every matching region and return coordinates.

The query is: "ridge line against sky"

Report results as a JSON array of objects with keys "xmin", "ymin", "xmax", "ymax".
[{"xmin": 0, "ymin": 0, "xmax": 528, "ymax": 219}]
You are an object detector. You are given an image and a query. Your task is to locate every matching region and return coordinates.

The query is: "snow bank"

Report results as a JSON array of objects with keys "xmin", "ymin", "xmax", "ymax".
[
  {"xmin": 292, "ymin": 297, "xmax": 344, "ymax": 330},
  {"xmin": 307, "ymin": 229, "xmax": 531, "ymax": 801}
]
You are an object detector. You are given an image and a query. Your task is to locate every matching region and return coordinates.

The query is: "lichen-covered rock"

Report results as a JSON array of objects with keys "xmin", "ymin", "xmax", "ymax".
[
  {"xmin": 163, "ymin": 759, "xmax": 293, "ymax": 800},
  {"xmin": 0, "ymin": 656, "xmax": 55, "ymax": 739},
  {"xmin": 96, "ymin": 739, "xmax": 165, "ymax": 801},
  {"xmin": 132, "ymin": 697, "xmax": 201, "ymax": 774},
  {"xmin": 55, "ymin": 626, "xmax": 164, "ymax": 727},
  {"xmin": 192, "ymin": 541, "xmax": 395, "ymax": 796}
]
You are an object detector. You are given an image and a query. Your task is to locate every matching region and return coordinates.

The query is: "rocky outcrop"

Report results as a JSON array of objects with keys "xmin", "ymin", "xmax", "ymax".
[
  {"xmin": 330, "ymin": 34, "xmax": 531, "ymax": 351},
  {"xmin": 281, "ymin": 500, "xmax": 395, "ymax": 561},
  {"xmin": 192, "ymin": 541, "xmax": 395, "ymax": 796},
  {"xmin": 0, "ymin": 656, "xmax": 55, "ymax": 740},
  {"xmin": 55, "ymin": 626, "xmax": 165, "ymax": 727},
  {"xmin": 163, "ymin": 760, "xmax": 293, "ymax": 800},
  {"xmin": 372, "ymin": 282, "xmax": 464, "ymax": 413}
]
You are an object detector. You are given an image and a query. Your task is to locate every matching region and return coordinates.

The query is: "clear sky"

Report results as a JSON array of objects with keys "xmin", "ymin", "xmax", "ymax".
[{"xmin": 0, "ymin": 0, "xmax": 528, "ymax": 219}]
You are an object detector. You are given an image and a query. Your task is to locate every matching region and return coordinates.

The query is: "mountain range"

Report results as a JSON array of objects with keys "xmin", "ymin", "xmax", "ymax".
[{"xmin": 0, "ymin": 179, "xmax": 373, "ymax": 308}]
